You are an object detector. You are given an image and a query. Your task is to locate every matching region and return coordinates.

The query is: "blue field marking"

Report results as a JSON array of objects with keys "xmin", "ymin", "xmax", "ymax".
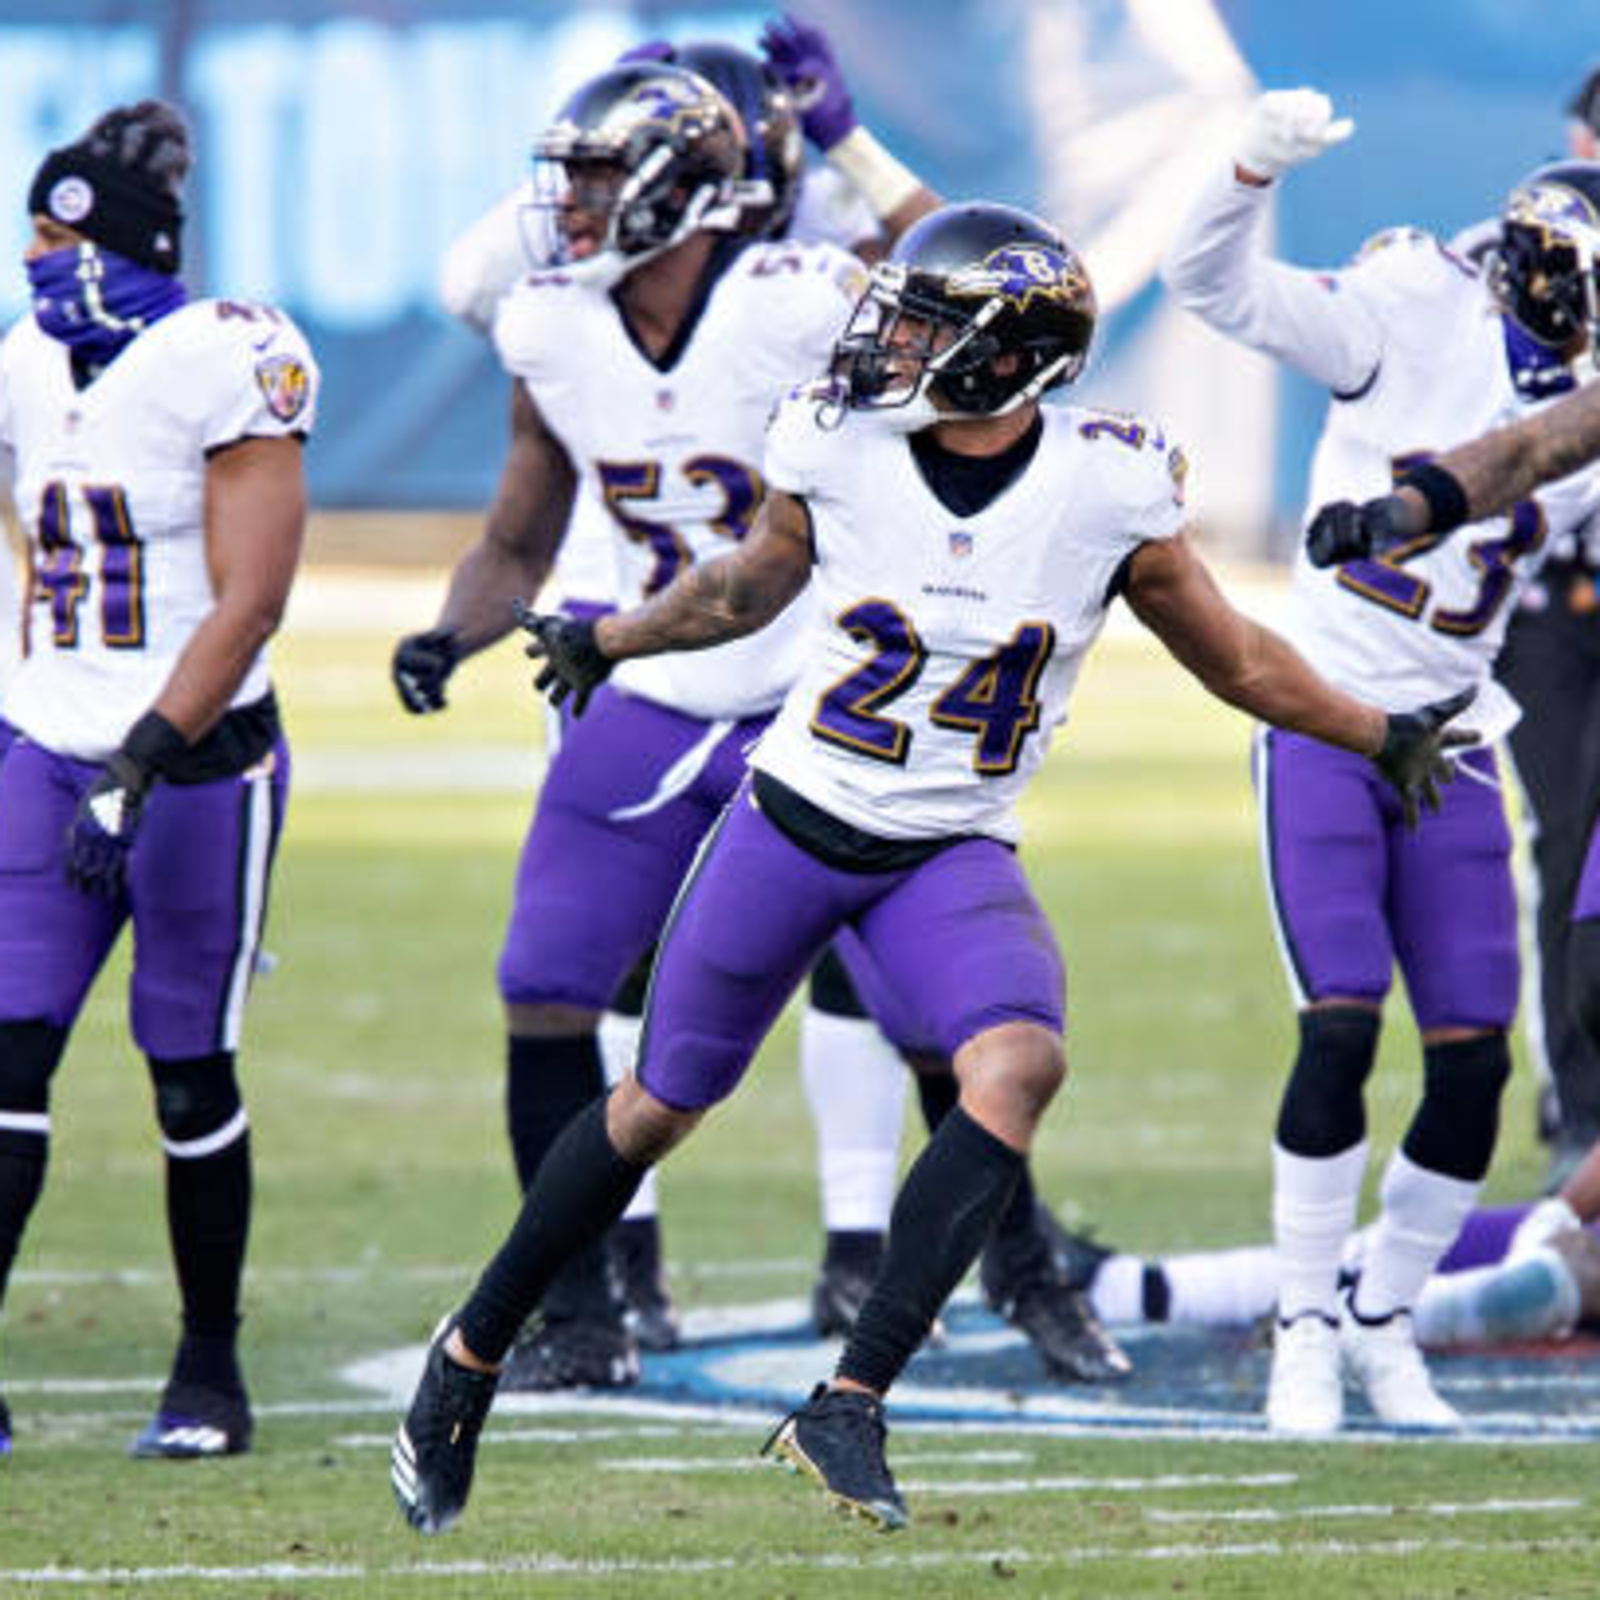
[{"xmin": 348, "ymin": 1296, "xmax": 1600, "ymax": 1443}]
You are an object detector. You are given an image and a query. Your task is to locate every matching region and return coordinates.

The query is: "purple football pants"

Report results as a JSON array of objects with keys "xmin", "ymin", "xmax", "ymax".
[
  {"xmin": 1255, "ymin": 731, "xmax": 1517, "ymax": 1030},
  {"xmin": 0, "ymin": 728, "xmax": 288, "ymax": 1057},
  {"xmin": 637, "ymin": 779, "xmax": 1065, "ymax": 1111},
  {"xmin": 498, "ymin": 686, "xmax": 772, "ymax": 1011}
]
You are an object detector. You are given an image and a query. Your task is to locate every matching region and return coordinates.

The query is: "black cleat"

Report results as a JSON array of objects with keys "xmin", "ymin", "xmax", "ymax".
[
  {"xmin": 811, "ymin": 1231, "xmax": 885, "ymax": 1339},
  {"xmin": 762, "ymin": 1382, "xmax": 907, "ymax": 1531},
  {"xmin": 130, "ymin": 1381, "xmax": 252, "ymax": 1459},
  {"xmin": 1034, "ymin": 1205, "xmax": 1116, "ymax": 1295},
  {"xmin": 983, "ymin": 1203, "xmax": 1131, "ymax": 1383},
  {"xmin": 391, "ymin": 1317, "xmax": 499, "ymax": 1535},
  {"xmin": 0, "ymin": 1391, "xmax": 11, "ymax": 1458},
  {"xmin": 501, "ymin": 1315, "xmax": 640, "ymax": 1392},
  {"xmin": 609, "ymin": 1217, "xmax": 681, "ymax": 1353}
]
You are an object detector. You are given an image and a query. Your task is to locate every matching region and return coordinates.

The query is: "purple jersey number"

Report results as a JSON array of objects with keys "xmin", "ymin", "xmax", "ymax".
[
  {"xmin": 597, "ymin": 455, "xmax": 763, "ymax": 594},
  {"xmin": 34, "ymin": 481, "xmax": 144, "ymax": 650},
  {"xmin": 1336, "ymin": 454, "xmax": 1545, "ymax": 636},
  {"xmin": 812, "ymin": 604, "xmax": 1056, "ymax": 773}
]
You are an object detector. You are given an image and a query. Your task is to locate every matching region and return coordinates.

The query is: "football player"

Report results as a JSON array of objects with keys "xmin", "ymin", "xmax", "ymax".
[
  {"xmin": 1162, "ymin": 94, "xmax": 1600, "ymax": 1437},
  {"xmin": 389, "ymin": 200, "xmax": 1469, "ymax": 1534},
  {"xmin": 400, "ymin": 53, "xmax": 1117, "ymax": 1393},
  {"xmin": 420, "ymin": 24, "xmax": 942, "ymax": 1352},
  {"xmin": 0, "ymin": 101, "xmax": 318, "ymax": 1459}
]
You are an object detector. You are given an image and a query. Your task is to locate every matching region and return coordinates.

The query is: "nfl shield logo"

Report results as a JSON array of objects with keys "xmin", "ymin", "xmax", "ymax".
[{"xmin": 948, "ymin": 530, "xmax": 973, "ymax": 558}]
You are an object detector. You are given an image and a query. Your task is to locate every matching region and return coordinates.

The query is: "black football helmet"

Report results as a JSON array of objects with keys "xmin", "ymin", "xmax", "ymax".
[
  {"xmin": 832, "ymin": 202, "xmax": 1096, "ymax": 419},
  {"xmin": 1490, "ymin": 161, "xmax": 1600, "ymax": 356},
  {"xmin": 531, "ymin": 62, "xmax": 748, "ymax": 286},
  {"xmin": 675, "ymin": 42, "xmax": 803, "ymax": 239}
]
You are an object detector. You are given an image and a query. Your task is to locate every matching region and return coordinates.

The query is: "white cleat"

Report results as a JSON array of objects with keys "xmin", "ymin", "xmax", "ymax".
[
  {"xmin": 1341, "ymin": 1299, "xmax": 1460, "ymax": 1429},
  {"xmin": 1266, "ymin": 1312, "xmax": 1343, "ymax": 1437}
]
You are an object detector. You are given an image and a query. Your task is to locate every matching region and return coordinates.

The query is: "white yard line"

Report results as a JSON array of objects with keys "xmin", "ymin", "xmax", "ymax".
[
  {"xmin": 4, "ymin": 1535, "xmax": 1598, "ymax": 1586},
  {"xmin": 1146, "ymin": 1497, "xmax": 1582, "ymax": 1524}
]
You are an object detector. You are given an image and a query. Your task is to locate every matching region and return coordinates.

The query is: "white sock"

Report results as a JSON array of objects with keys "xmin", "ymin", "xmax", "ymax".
[
  {"xmin": 1354, "ymin": 1149, "xmax": 1480, "ymax": 1320},
  {"xmin": 598, "ymin": 1011, "xmax": 657, "ymax": 1223},
  {"xmin": 1088, "ymin": 1254, "xmax": 1148, "ymax": 1324},
  {"xmin": 800, "ymin": 1007, "xmax": 906, "ymax": 1233},
  {"xmin": 1165, "ymin": 1246, "xmax": 1281, "ymax": 1325},
  {"xmin": 1413, "ymin": 1248, "xmax": 1580, "ymax": 1348},
  {"xmin": 1273, "ymin": 1139, "xmax": 1369, "ymax": 1321}
]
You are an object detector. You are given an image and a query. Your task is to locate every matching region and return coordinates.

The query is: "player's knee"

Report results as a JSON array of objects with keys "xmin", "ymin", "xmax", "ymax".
[
  {"xmin": 1275, "ymin": 1004, "xmax": 1380, "ymax": 1157},
  {"xmin": 1402, "ymin": 1030, "xmax": 1512, "ymax": 1182},
  {"xmin": 960, "ymin": 1024, "xmax": 1065, "ymax": 1127},
  {"xmin": 608, "ymin": 1076, "xmax": 699, "ymax": 1165},
  {"xmin": 1569, "ymin": 920, "xmax": 1600, "ymax": 1054},
  {"xmin": 147, "ymin": 1052, "xmax": 246, "ymax": 1152},
  {"xmin": 0, "ymin": 1020, "xmax": 69, "ymax": 1126}
]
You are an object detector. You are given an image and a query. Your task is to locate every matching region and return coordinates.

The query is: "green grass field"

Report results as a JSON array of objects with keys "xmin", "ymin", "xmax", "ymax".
[{"xmin": 1, "ymin": 570, "xmax": 1595, "ymax": 1598}]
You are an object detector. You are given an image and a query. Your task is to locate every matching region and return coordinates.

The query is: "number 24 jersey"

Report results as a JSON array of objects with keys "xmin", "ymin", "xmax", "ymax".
[{"xmin": 752, "ymin": 393, "xmax": 1188, "ymax": 844}]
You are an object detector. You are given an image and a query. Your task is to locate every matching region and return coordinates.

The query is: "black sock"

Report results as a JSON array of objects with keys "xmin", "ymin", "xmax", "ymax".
[
  {"xmin": 459, "ymin": 1098, "xmax": 647, "ymax": 1364},
  {"xmin": 507, "ymin": 1033, "xmax": 616, "ymax": 1321},
  {"xmin": 838, "ymin": 1106, "xmax": 1023, "ymax": 1394},
  {"xmin": 0, "ymin": 1131, "xmax": 48, "ymax": 1310},
  {"xmin": 822, "ymin": 1228, "xmax": 884, "ymax": 1272},
  {"xmin": 166, "ymin": 1132, "xmax": 252, "ymax": 1354}
]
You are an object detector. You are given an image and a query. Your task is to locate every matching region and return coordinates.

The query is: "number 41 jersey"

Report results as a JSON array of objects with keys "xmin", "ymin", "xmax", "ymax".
[
  {"xmin": 752, "ymin": 392, "xmax": 1189, "ymax": 844},
  {"xmin": 0, "ymin": 301, "xmax": 319, "ymax": 761}
]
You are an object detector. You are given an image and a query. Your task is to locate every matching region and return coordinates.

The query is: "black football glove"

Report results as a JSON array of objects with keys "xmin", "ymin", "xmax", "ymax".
[
  {"xmin": 1371, "ymin": 686, "xmax": 1479, "ymax": 829},
  {"xmin": 392, "ymin": 627, "xmax": 460, "ymax": 714},
  {"xmin": 64, "ymin": 712, "xmax": 187, "ymax": 899},
  {"xmin": 513, "ymin": 598, "xmax": 613, "ymax": 716},
  {"xmin": 1306, "ymin": 493, "xmax": 1413, "ymax": 569}
]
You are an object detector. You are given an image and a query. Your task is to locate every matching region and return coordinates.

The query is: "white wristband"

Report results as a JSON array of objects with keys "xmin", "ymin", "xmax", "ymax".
[{"xmin": 826, "ymin": 127, "xmax": 922, "ymax": 221}]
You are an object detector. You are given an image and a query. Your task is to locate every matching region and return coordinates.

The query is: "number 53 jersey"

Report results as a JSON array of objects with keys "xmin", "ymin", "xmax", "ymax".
[
  {"xmin": 752, "ymin": 392, "xmax": 1188, "ymax": 845},
  {"xmin": 0, "ymin": 302, "xmax": 319, "ymax": 761}
]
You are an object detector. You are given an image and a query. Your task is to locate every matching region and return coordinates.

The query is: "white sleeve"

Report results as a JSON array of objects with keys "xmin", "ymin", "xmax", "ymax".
[
  {"xmin": 439, "ymin": 185, "xmax": 533, "ymax": 335},
  {"xmin": 196, "ymin": 314, "xmax": 320, "ymax": 450},
  {"xmin": 1161, "ymin": 165, "xmax": 1382, "ymax": 396},
  {"xmin": 763, "ymin": 388, "xmax": 830, "ymax": 499}
]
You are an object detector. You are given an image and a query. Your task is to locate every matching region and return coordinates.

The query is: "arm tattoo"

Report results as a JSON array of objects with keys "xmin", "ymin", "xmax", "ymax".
[{"xmin": 1435, "ymin": 383, "xmax": 1600, "ymax": 523}]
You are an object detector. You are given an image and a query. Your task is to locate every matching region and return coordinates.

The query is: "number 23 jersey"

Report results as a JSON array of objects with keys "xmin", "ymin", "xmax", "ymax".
[
  {"xmin": 0, "ymin": 301, "xmax": 318, "ymax": 761},
  {"xmin": 752, "ymin": 394, "xmax": 1187, "ymax": 844}
]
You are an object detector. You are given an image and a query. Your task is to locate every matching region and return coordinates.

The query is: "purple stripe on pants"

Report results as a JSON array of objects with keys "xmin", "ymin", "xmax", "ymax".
[
  {"xmin": 638, "ymin": 780, "xmax": 1064, "ymax": 1111},
  {"xmin": 1257, "ymin": 731, "xmax": 1517, "ymax": 1030},
  {"xmin": 0, "ymin": 733, "xmax": 289, "ymax": 1057}
]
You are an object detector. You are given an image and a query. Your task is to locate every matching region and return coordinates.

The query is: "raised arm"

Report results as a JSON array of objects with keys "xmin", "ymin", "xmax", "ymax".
[
  {"xmin": 518, "ymin": 488, "xmax": 814, "ymax": 714},
  {"xmin": 1124, "ymin": 531, "xmax": 1475, "ymax": 824}
]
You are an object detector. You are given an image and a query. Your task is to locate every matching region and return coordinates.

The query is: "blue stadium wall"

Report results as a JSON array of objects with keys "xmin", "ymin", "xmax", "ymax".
[{"xmin": 4, "ymin": 1, "xmax": 1600, "ymax": 534}]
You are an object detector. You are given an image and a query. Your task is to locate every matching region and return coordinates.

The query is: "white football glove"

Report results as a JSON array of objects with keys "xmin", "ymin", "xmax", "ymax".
[
  {"xmin": 1236, "ymin": 89, "xmax": 1355, "ymax": 181},
  {"xmin": 1507, "ymin": 1195, "xmax": 1582, "ymax": 1261}
]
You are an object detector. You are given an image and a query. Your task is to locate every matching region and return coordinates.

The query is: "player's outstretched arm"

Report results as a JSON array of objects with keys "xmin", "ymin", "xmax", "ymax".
[
  {"xmin": 1124, "ymin": 530, "xmax": 1477, "ymax": 824},
  {"xmin": 1308, "ymin": 383, "xmax": 1600, "ymax": 567},
  {"xmin": 392, "ymin": 382, "xmax": 576, "ymax": 713},
  {"xmin": 517, "ymin": 488, "xmax": 813, "ymax": 714}
]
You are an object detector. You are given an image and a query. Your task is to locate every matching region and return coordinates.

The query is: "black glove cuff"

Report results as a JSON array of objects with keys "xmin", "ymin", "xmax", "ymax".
[
  {"xmin": 119, "ymin": 710, "xmax": 190, "ymax": 781},
  {"xmin": 1397, "ymin": 462, "xmax": 1470, "ymax": 535}
]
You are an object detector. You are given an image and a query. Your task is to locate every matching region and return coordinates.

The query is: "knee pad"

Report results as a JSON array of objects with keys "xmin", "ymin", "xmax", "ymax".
[
  {"xmin": 148, "ymin": 1052, "xmax": 246, "ymax": 1153},
  {"xmin": 1569, "ymin": 919, "xmax": 1600, "ymax": 1057},
  {"xmin": 1403, "ymin": 1031, "xmax": 1513, "ymax": 1182},
  {"xmin": 1275, "ymin": 1006, "xmax": 1381, "ymax": 1158},
  {"xmin": 0, "ymin": 1020, "xmax": 69, "ymax": 1116},
  {"xmin": 807, "ymin": 946, "xmax": 868, "ymax": 1019}
]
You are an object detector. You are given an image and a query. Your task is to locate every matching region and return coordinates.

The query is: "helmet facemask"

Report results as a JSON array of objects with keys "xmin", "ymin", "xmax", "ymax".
[
  {"xmin": 527, "ymin": 66, "xmax": 748, "ymax": 290},
  {"xmin": 1491, "ymin": 177, "xmax": 1600, "ymax": 360}
]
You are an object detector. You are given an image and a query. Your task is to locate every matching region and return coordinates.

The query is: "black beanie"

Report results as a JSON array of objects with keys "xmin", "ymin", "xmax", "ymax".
[{"xmin": 27, "ymin": 102, "xmax": 188, "ymax": 275}]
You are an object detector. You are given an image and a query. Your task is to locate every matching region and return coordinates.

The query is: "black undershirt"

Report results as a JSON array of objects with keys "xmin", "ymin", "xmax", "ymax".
[{"xmin": 909, "ymin": 411, "xmax": 1044, "ymax": 518}]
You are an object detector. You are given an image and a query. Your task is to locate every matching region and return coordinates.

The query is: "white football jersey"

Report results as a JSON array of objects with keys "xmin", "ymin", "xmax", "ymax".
[
  {"xmin": 1283, "ymin": 229, "xmax": 1600, "ymax": 740},
  {"xmin": 494, "ymin": 239, "xmax": 865, "ymax": 719},
  {"xmin": 752, "ymin": 393, "xmax": 1188, "ymax": 843},
  {"xmin": 441, "ymin": 168, "xmax": 877, "ymax": 610},
  {"xmin": 0, "ymin": 301, "xmax": 319, "ymax": 761}
]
